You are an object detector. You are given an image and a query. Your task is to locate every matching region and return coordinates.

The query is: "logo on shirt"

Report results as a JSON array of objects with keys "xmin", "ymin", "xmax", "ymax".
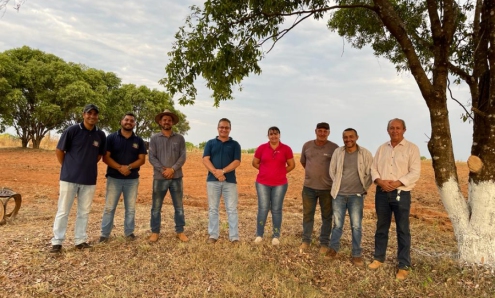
[
  {"xmin": 93, "ymin": 141, "xmax": 99, "ymax": 147},
  {"xmin": 133, "ymin": 143, "xmax": 139, "ymax": 149}
]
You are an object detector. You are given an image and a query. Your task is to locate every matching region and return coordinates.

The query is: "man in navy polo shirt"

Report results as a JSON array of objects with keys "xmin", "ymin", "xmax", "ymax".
[
  {"xmin": 202, "ymin": 118, "xmax": 241, "ymax": 243},
  {"xmin": 99, "ymin": 113, "xmax": 147, "ymax": 243},
  {"xmin": 50, "ymin": 104, "xmax": 106, "ymax": 253}
]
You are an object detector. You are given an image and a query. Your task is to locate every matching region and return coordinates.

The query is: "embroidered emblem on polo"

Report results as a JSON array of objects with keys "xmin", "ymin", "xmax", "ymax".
[
  {"xmin": 93, "ymin": 141, "xmax": 99, "ymax": 147},
  {"xmin": 133, "ymin": 143, "xmax": 138, "ymax": 149}
]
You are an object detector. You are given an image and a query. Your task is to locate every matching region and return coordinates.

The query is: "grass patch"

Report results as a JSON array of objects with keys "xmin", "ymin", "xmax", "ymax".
[{"xmin": 1, "ymin": 201, "xmax": 494, "ymax": 297}]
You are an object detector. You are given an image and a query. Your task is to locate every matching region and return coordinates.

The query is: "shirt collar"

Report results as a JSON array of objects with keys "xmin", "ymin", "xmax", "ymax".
[{"xmin": 78, "ymin": 122, "xmax": 98, "ymax": 132}]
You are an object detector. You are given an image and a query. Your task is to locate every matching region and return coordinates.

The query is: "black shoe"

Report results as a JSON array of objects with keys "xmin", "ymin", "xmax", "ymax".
[
  {"xmin": 126, "ymin": 233, "xmax": 136, "ymax": 241},
  {"xmin": 99, "ymin": 237, "xmax": 109, "ymax": 243},
  {"xmin": 75, "ymin": 242, "xmax": 92, "ymax": 250},
  {"xmin": 50, "ymin": 245, "xmax": 62, "ymax": 253}
]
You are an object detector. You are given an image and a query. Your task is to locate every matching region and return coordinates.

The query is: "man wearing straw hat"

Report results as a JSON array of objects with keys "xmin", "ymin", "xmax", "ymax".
[{"xmin": 148, "ymin": 109, "xmax": 188, "ymax": 243}]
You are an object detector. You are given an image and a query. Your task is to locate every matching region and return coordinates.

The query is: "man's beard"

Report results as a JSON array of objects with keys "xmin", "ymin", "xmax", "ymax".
[
  {"xmin": 121, "ymin": 126, "xmax": 134, "ymax": 132},
  {"xmin": 161, "ymin": 125, "xmax": 172, "ymax": 130}
]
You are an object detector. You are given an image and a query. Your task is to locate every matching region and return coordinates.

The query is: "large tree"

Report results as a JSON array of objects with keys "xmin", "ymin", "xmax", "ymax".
[
  {"xmin": 0, "ymin": 46, "xmax": 120, "ymax": 148},
  {"xmin": 163, "ymin": 0, "xmax": 495, "ymax": 265},
  {"xmin": 61, "ymin": 65, "xmax": 122, "ymax": 131},
  {"xmin": 103, "ymin": 84, "xmax": 190, "ymax": 140}
]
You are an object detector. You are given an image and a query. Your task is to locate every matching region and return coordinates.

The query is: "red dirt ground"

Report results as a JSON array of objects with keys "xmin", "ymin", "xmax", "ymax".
[{"xmin": 0, "ymin": 148, "xmax": 468, "ymax": 231}]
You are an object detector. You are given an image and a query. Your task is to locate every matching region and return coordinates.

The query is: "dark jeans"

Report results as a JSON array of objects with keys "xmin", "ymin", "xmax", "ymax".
[
  {"xmin": 301, "ymin": 186, "xmax": 332, "ymax": 246},
  {"xmin": 373, "ymin": 186, "xmax": 411, "ymax": 269},
  {"xmin": 150, "ymin": 178, "xmax": 185, "ymax": 233}
]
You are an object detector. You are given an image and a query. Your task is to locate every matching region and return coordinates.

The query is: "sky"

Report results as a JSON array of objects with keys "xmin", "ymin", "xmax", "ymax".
[{"xmin": 0, "ymin": 0, "xmax": 473, "ymax": 160}]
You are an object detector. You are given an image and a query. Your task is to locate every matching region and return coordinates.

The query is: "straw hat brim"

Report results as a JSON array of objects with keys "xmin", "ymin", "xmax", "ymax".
[{"xmin": 155, "ymin": 111, "xmax": 179, "ymax": 125}]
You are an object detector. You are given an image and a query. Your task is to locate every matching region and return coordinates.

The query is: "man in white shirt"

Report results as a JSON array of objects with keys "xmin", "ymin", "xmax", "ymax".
[{"xmin": 368, "ymin": 118, "xmax": 421, "ymax": 281}]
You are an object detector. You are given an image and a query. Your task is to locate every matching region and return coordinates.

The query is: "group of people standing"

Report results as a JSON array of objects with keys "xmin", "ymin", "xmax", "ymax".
[
  {"xmin": 49, "ymin": 103, "xmax": 420, "ymax": 281},
  {"xmin": 298, "ymin": 120, "xmax": 420, "ymax": 281}
]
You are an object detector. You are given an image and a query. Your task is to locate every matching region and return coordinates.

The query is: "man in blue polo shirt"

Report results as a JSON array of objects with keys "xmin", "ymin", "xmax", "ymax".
[
  {"xmin": 50, "ymin": 104, "xmax": 106, "ymax": 253},
  {"xmin": 99, "ymin": 113, "xmax": 147, "ymax": 243},
  {"xmin": 202, "ymin": 118, "xmax": 241, "ymax": 243}
]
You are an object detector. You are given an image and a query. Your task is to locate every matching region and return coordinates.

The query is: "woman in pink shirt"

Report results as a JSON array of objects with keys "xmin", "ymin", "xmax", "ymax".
[{"xmin": 252, "ymin": 126, "xmax": 295, "ymax": 245}]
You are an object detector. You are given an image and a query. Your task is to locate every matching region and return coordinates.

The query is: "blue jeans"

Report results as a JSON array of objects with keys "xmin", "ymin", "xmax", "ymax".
[
  {"xmin": 329, "ymin": 194, "xmax": 364, "ymax": 257},
  {"xmin": 207, "ymin": 181, "xmax": 239, "ymax": 241},
  {"xmin": 301, "ymin": 186, "xmax": 332, "ymax": 246},
  {"xmin": 255, "ymin": 182, "xmax": 288, "ymax": 238},
  {"xmin": 100, "ymin": 177, "xmax": 139, "ymax": 237},
  {"xmin": 52, "ymin": 181, "xmax": 95, "ymax": 246},
  {"xmin": 150, "ymin": 178, "xmax": 185, "ymax": 233},
  {"xmin": 373, "ymin": 186, "xmax": 411, "ymax": 269}
]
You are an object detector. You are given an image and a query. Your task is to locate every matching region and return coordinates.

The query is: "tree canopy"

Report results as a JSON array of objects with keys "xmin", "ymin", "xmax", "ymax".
[
  {"xmin": 103, "ymin": 84, "xmax": 190, "ymax": 140},
  {"xmin": 164, "ymin": 0, "xmax": 495, "ymax": 265},
  {"xmin": 0, "ymin": 46, "xmax": 189, "ymax": 148},
  {"xmin": 0, "ymin": 46, "xmax": 109, "ymax": 148}
]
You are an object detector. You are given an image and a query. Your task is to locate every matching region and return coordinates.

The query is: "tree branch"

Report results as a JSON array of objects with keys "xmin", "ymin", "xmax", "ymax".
[
  {"xmin": 259, "ymin": 12, "xmax": 316, "ymax": 53},
  {"xmin": 0, "ymin": 0, "xmax": 26, "ymax": 13},
  {"xmin": 259, "ymin": 4, "xmax": 375, "ymax": 18},
  {"xmin": 447, "ymin": 78, "xmax": 474, "ymax": 120},
  {"xmin": 227, "ymin": 4, "xmax": 375, "ymax": 31},
  {"xmin": 448, "ymin": 61, "xmax": 472, "ymax": 83},
  {"xmin": 256, "ymin": 4, "xmax": 376, "ymax": 54}
]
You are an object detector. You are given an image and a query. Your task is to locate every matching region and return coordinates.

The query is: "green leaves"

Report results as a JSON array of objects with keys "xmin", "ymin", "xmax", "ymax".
[
  {"xmin": 103, "ymin": 84, "xmax": 189, "ymax": 140},
  {"xmin": 163, "ymin": 0, "xmax": 299, "ymax": 106},
  {"xmin": 0, "ymin": 46, "xmax": 189, "ymax": 147}
]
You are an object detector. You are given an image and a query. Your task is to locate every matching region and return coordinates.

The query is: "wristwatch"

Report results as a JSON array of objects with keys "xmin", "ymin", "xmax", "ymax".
[{"xmin": 127, "ymin": 165, "xmax": 132, "ymax": 170}]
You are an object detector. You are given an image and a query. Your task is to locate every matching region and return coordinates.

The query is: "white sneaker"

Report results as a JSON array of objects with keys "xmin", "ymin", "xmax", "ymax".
[
  {"xmin": 254, "ymin": 236, "xmax": 263, "ymax": 244},
  {"xmin": 272, "ymin": 238, "xmax": 280, "ymax": 246}
]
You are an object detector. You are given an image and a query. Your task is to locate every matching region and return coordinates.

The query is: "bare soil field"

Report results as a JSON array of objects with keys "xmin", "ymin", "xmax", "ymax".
[
  {"xmin": 1, "ymin": 147, "xmax": 493, "ymax": 298},
  {"xmin": 0, "ymin": 148, "xmax": 464, "ymax": 229}
]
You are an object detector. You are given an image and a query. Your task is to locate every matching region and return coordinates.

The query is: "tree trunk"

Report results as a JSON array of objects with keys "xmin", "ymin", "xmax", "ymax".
[
  {"xmin": 424, "ymin": 88, "xmax": 495, "ymax": 265},
  {"xmin": 437, "ymin": 179, "xmax": 495, "ymax": 264},
  {"xmin": 31, "ymin": 137, "xmax": 42, "ymax": 149},
  {"xmin": 430, "ymin": 71, "xmax": 495, "ymax": 265},
  {"xmin": 459, "ymin": 182, "xmax": 495, "ymax": 264},
  {"xmin": 20, "ymin": 136, "xmax": 29, "ymax": 148},
  {"xmin": 450, "ymin": 66, "xmax": 495, "ymax": 265}
]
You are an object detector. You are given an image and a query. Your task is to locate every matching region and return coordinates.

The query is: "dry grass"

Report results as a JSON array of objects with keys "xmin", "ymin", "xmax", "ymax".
[
  {"xmin": 0, "ymin": 148, "xmax": 494, "ymax": 297},
  {"xmin": 0, "ymin": 133, "xmax": 58, "ymax": 150},
  {"xmin": 2, "ymin": 201, "xmax": 494, "ymax": 297}
]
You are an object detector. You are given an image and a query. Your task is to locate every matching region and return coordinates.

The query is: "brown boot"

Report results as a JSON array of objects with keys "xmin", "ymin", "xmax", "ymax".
[
  {"xmin": 177, "ymin": 232, "xmax": 189, "ymax": 242},
  {"xmin": 299, "ymin": 242, "xmax": 310, "ymax": 252},
  {"xmin": 324, "ymin": 248, "xmax": 337, "ymax": 260},
  {"xmin": 352, "ymin": 257, "xmax": 365, "ymax": 268},
  {"xmin": 319, "ymin": 246, "xmax": 329, "ymax": 255},
  {"xmin": 396, "ymin": 269, "xmax": 409, "ymax": 281},
  {"xmin": 368, "ymin": 260, "xmax": 383, "ymax": 270},
  {"xmin": 149, "ymin": 233, "xmax": 159, "ymax": 243}
]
